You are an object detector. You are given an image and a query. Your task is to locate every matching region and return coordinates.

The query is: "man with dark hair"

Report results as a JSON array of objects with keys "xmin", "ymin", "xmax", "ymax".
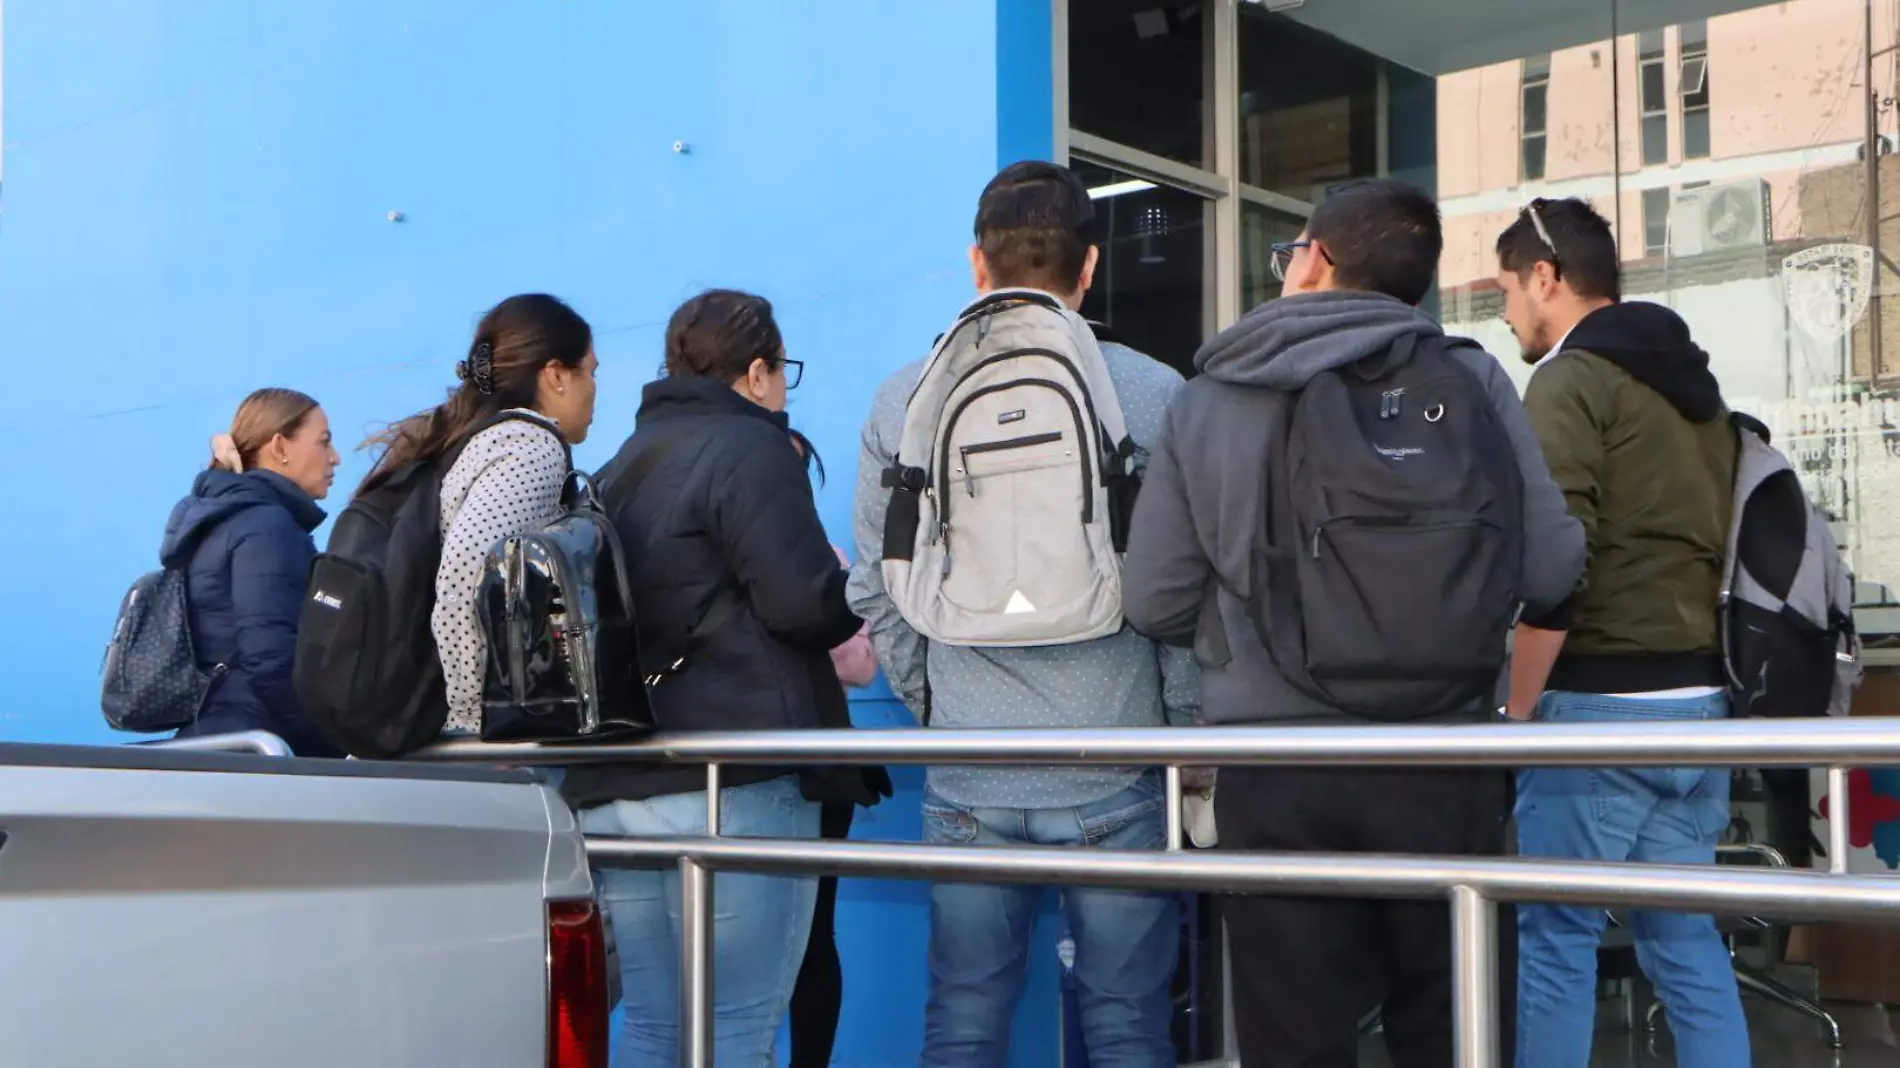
[
  {"xmin": 1302, "ymin": 178, "xmax": 1445, "ymax": 306},
  {"xmin": 1495, "ymin": 197, "xmax": 1749, "ymax": 1068},
  {"xmin": 1123, "ymin": 178, "xmax": 1585, "ymax": 1066},
  {"xmin": 849, "ymin": 160, "xmax": 1199, "ymax": 1067}
]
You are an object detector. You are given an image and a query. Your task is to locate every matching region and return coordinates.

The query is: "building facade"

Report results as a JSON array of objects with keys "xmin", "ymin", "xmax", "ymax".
[
  {"xmin": 2, "ymin": 0, "xmax": 1897, "ymax": 1063},
  {"xmin": 1064, "ymin": 0, "xmax": 1900, "ymax": 656}
]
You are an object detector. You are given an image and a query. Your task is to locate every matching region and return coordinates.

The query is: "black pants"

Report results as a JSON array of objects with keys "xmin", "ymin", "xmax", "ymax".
[
  {"xmin": 1216, "ymin": 767, "xmax": 1516, "ymax": 1068},
  {"xmin": 788, "ymin": 801, "xmax": 854, "ymax": 1068}
]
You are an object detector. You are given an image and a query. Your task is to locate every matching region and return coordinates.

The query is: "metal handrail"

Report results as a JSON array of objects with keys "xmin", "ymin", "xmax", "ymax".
[
  {"xmin": 420, "ymin": 717, "xmax": 1900, "ymax": 769},
  {"xmin": 140, "ymin": 730, "xmax": 293, "ymax": 758},
  {"xmin": 416, "ymin": 720, "xmax": 1896, "ymax": 1068}
]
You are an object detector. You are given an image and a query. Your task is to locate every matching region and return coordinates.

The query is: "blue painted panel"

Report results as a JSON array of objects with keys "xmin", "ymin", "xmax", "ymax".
[
  {"xmin": 0, "ymin": 0, "xmax": 996, "ymax": 733},
  {"xmin": 0, "ymin": 1, "xmax": 1077, "ymax": 1063},
  {"xmin": 996, "ymin": 0, "xmax": 1055, "ymax": 169}
]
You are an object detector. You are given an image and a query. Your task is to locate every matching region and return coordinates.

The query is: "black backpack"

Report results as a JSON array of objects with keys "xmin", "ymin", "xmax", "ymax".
[
  {"xmin": 1248, "ymin": 334, "xmax": 1524, "ymax": 721},
  {"xmin": 101, "ymin": 568, "xmax": 229, "ymax": 733},
  {"xmin": 475, "ymin": 471, "xmax": 657, "ymax": 743},
  {"xmin": 293, "ymin": 412, "xmax": 549, "ymax": 759}
]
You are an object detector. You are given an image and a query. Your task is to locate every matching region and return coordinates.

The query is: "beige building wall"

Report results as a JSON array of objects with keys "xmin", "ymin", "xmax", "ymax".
[
  {"xmin": 1433, "ymin": 0, "xmax": 1896, "ymax": 292},
  {"xmin": 1548, "ymin": 43, "xmax": 1617, "ymax": 183}
]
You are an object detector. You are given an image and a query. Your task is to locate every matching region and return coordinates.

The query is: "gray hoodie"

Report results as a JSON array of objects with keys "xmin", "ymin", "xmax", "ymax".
[{"xmin": 1121, "ymin": 291, "xmax": 1586, "ymax": 726}]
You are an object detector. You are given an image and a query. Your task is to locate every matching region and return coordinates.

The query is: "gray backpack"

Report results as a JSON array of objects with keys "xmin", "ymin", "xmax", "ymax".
[
  {"xmin": 879, "ymin": 290, "xmax": 1139, "ymax": 647},
  {"xmin": 1721, "ymin": 412, "xmax": 1862, "ymax": 717}
]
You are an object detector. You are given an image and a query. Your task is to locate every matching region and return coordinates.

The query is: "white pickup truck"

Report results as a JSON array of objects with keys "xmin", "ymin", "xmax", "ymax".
[{"xmin": 0, "ymin": 733, "xmax": 607, "ymax": 1068}]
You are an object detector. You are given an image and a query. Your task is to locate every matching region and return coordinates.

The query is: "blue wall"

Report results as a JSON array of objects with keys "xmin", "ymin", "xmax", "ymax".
[{"xmin": 0, "ymin": 1, "xmax": 1065, "ymax": 1064}]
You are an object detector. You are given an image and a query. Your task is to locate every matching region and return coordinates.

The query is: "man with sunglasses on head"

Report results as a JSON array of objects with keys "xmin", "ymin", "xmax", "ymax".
[
  {"xmin": 1122, "ymin": 178, "xmax": 1584, "ymax": 1067},
  {"xmin": 1495, "ymin": 198, "xmax": 1748, "ymax": 1068}
]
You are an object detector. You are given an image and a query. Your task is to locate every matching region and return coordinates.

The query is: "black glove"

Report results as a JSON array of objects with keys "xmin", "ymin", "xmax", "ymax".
[{"xmin": 799, "ymin": 766, "xmax": 894, "ymax": 808}]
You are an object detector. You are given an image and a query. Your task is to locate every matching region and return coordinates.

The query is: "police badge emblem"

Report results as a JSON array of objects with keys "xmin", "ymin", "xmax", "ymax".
[{"xmin": 1783, "ymin": 243, "xmax": 1874, "ymax": 342}]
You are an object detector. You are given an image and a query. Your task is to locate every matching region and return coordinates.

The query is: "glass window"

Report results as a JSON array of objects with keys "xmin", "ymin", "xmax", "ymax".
[
  {"xmin": 1605, "ymin": 0, "xmax": 1900, "ymax": 683},
  {"xmin": 1238, "ymin": 4, "xmax": 1383, "ymax": 205},
  {"xmin": 1522, "ymin": 56, "xmax": 1550, "ymax": 183},
  {"xmin": 1524, "ymin": 82, "xmax": 1549, "ymax": 138},
  {"xmin": 1642, "ymin": 113, "xmax": 1669, "ymax": 166},
  {"xmin": 1073, "ymin": 160, "xmax": 1209, "ymax": 377},
  {"xmin": 1684, "ymin": 107, "xmax": 1711, "ymax": 160},
  {"xmin": 1076, "ymin": 0, "xmax": 1900, "ymax": 699},
  {"xmin": 1069, "ymin": 0, "xmax": 1208, "ymax": 167},
  {"xmin": 1681, "ymin": 55, "xmax": 1709, "ymax": 100},
  {"xmin": 1681, "ymin": 20, "xmax": 1711, "ymax": 160},
  {"xmin": 1523, "ymin": 134, "xmax": 1549, "ymax": 184},
  {"xmin": 1641, "ymin": 60, "xmax": 1667, "ymax": 109},
  {"xmin": 1242, "ymin": 201, "xmax": 1309, "ymax": 312},
  {"xmin": 1643, "ymin": 187, "xmax": 1672, "ymax": 256},
  {"xmin": 1639, "ymin": 32, "xmax": 1669, "ymax": 166}
]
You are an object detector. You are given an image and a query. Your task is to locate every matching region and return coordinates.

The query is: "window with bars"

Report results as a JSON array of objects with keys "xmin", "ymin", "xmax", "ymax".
[
  {"xmin": 1639, "ymin": 30, "xmax": 1668, "ymax": 166},
  {"xmin": 1681, "ymin": 20, "xmax": 1710, "ymax": 159},
  {"xmin": 1522, "ymin": 53, "xmax": 1550, "ymax": 182}
]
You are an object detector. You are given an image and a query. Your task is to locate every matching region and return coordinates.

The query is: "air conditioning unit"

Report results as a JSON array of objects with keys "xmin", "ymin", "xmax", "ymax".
[{"xmin": 1669, "ymin": 179, "xmax": 1771, "ymax": 257}]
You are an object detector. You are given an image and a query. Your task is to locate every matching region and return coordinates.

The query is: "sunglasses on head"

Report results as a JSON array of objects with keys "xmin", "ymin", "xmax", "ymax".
[{"xmin": 1522, "ymin": 198, "xmax": 1564, "ymax": 280}]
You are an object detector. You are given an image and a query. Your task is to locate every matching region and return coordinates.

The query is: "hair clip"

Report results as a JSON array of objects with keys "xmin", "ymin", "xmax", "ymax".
[{"xmin": 457, "ymin": 341, "xmax": 497, "ymax": 396}]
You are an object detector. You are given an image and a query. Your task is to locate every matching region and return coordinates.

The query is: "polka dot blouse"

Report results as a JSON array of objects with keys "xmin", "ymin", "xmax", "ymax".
[{"xmin": 432, "ymin": 411, "xmax": 570, "ymax": 735}]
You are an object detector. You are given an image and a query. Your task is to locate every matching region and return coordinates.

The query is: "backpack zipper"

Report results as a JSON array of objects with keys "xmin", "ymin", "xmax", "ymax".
[
  {"xmin": 957, "ymin": 348, "xmax": 1107, "ymax": 470},
  {"xmin": 957, "ymin": 431, "xmax": 1065, "ymax": 496},
  {"xmin": 1310, "ymin": 517, "xmax": 1498, "ymax": 559},
  {"xmin": 937, "ymin": 380, "xmax": 1091, "ymax": 532}
]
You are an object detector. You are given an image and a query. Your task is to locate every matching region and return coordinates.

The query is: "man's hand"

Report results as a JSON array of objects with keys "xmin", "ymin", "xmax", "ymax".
[{"xmin": 1507, "ymin": 623, "xmax": 1569, "ymax": 722}]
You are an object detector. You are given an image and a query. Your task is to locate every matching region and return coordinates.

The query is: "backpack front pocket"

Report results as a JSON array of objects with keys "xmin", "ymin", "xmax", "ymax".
[{"xmin": 1299, "ymin": 519, "xmax": 1511, "ymax": 678}]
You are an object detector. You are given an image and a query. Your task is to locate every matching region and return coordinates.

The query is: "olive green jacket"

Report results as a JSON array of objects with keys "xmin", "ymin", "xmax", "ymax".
[{"xmin": 1521, "ymin": 304, "xmax": 1736, "ymax": 693}]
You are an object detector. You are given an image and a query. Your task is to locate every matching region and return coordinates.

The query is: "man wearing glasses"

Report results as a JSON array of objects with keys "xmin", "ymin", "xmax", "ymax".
[
  {"xmin": 1496, "ymin": 197, "xmax": 1748, "ymax": 1068},
  {"xmin": 1122, "ymin": 178, "xmax": 1584, "ymax": 1066}
]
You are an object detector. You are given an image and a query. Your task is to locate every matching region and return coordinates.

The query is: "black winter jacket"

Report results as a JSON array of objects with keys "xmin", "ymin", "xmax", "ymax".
[
  {"xmin": 561, "ymin": 376, "xmax": 862, "ymax": 807},
  {"xmin": 163, "ymin": 470, "xmax": 341, "ymax": 757}
]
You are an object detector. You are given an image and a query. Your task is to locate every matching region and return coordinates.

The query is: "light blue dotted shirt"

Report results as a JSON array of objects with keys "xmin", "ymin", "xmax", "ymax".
[{"xmin": 847, "ymin": 320, "xmax": 1202, "ymax": 811}]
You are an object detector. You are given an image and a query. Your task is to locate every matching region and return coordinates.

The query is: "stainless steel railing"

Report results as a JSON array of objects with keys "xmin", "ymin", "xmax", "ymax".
[
  {"xmin": 141, "ymin": 730, "xmax": 294, "ymax": 758},
  {"xmin": 418, "ymin": 718, "xmax": 1900, "ymax": 1068}
]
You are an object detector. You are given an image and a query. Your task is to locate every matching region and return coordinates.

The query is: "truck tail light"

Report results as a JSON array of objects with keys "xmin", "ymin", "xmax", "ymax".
[{"xmin": 548, "ymin": 899, "xmax": 610, "ymax": 1068}]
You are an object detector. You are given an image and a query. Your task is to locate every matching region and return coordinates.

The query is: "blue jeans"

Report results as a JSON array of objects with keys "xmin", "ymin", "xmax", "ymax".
[
  {"xmin": 1514, "ymin": 690, "xmax": 1750, "ymax": 1068},
  {"xmin": 921, "ymin": 773, "xmax": 1179, "ymax": 1068},
  {"xmin": 580, "ymin": 775, "xmax": 820, "ymax": 1068}
]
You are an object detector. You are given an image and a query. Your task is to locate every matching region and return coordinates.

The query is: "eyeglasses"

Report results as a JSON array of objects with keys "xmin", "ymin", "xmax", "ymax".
[
  {"xmin": 1522, "ymin": 198, "xmax": 1564, "ymax": 279},
  {"xmin": 1269, "ymin": 240, "xmax": 1332, "ymax": 283},
  {"xmin": 779, "ymin": 358, "xmax": 805, "ymax": 390}
]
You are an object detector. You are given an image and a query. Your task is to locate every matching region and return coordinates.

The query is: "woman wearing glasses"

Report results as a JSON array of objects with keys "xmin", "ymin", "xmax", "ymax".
[{"xmin": 564, "ymin": 288, "xmax": 862, "ymax": 1068}]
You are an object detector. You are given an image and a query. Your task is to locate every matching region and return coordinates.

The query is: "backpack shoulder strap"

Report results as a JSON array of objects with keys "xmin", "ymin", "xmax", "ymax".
[
  {"xmin": 1732, "ymin": 409, "xmax": 1772, "ymax": 445},
  {"xmin": 598, "ymin": 424, "xmax": 746, "ymax": 686},
  {"xmin": 908, "ymin": 290, "xmax": 1075, "ymax": 407},
  {"xmin": 440, "ymin": 410, "xmax": 573, "ymax": 480},
  {"xmin": 600, "ymin": 425, "xmax": 701, "ymax": 534}
]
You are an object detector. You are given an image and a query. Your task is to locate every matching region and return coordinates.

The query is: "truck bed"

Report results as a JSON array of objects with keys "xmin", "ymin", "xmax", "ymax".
[{"xmin": 0, "ymin": 743, "xmax": 592, "ymax": 1068}]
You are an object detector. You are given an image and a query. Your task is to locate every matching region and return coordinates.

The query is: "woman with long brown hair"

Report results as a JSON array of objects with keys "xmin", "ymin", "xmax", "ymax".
[
  {"xmin": 167, "ymin": 388, "xmax": 341, "ymax": 755},
  {"xmin": 362, "ymin": 293, "xmax": 598, "ymax": 736}
]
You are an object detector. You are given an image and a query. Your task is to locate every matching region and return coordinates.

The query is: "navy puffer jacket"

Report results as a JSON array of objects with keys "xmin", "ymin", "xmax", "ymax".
[{"xmin": 162, "ymin": 469, "xmax": 339, "ymax": 757}]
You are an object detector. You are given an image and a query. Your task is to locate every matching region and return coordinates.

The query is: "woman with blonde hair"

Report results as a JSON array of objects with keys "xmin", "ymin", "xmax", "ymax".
[{"xmin": 168, "ymin": 388, "xmax": 341, "ymax": 755}]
